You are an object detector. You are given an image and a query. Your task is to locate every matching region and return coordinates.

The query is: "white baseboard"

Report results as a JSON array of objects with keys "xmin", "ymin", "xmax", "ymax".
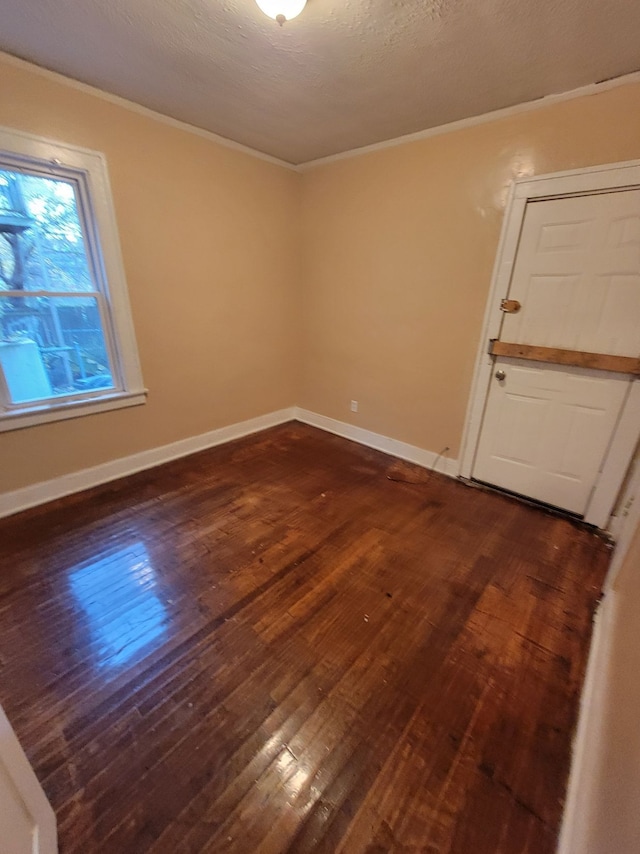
[
  {"xmin": 1, "ymin": 405, "xmax": 460, "ymax": 519},
  {"xmin": 0, "ymin": 407, "xmax": 296, "ymax": 519},
  {"xmin": 293, "ymin": 407, "xmax": 459, "ymax": 478},
  {"xmin": 557, "ymin": 592, "xmax": 619, "ymax": 854},
  {"xmin": 0, "ymin": 399, "xmax": 624, "ymax": 851}
]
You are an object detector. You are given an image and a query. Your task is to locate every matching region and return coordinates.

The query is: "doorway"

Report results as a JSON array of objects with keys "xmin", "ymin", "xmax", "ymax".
[{"xmin": 461, "ymin": 161, "xmax": 640, "ymax": 529}]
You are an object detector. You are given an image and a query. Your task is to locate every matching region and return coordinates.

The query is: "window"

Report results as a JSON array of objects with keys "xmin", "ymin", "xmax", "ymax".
[{"xmin": 0, "ymin": 127, "xmax": 145, "ymax": 431}]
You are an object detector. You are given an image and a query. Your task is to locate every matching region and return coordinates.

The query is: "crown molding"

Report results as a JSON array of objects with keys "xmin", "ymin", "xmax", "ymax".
[
  {"xmin": 299, "ymin": 70, "xmax": 640, "ymax": 171},
  {"xmin": 0, "ymin": 50, "xmax": 298, "ymax": 172},
  {"xmin": 3, "ymin": 50, "xmax": 639, "ymax": 174}
]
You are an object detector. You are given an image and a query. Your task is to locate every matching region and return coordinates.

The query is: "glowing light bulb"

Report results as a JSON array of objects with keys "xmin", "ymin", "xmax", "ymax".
[{"xmin": 255, "ymin": 0, "xmax": 307, "ymax": 25}]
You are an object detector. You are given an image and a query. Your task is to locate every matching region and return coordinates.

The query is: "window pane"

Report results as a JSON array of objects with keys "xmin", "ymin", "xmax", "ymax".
[
  {"xmin": 0, "ymin": 168, "xmax": 93, "ymax": 294},
  {"xmin": 0, "ymin": 295, "xmax": 114, "ymax": 404}
]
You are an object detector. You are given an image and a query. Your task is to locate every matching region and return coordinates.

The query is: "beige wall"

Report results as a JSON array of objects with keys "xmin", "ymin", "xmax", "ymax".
[
  {"xmin": 0, "ymin": 56, "xmax": 301, "ymax": 493},
  {"xmin": 2, "ymin": 56, "xmax": 640, "ymax": 500},
  {"xmin": 299, "ymin": 84, "xmax": 640, "ymax": 457}
]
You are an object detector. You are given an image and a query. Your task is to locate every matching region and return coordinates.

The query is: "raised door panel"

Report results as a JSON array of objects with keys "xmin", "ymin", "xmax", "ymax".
[
  {"xmin": 501, "ymin": 189, "xmax": 640, "ymax": 355},
  {"xmin": 473, "ymin": 358, "xmax": 631, "ymax": 515}
]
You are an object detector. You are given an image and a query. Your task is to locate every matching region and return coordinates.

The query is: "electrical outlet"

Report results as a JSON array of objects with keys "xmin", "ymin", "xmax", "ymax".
[{"xmin": 350, "ymin": 400, "xmax": 358, "ymax": 413}]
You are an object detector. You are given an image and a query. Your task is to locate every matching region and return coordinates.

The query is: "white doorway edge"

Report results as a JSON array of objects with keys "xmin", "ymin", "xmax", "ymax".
[
  {"xmin": 0, "ymin": 705, "xmax": 57, "ymax": 853},
  {"xmin": 458, "ymin": 159, "xmax": 640, "ymax": 530}
]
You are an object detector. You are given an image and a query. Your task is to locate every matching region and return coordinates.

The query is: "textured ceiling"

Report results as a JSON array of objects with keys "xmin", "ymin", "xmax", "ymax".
[{"xmin": 2, "ymin": 0, "xmax": 640, "ymax": 165}]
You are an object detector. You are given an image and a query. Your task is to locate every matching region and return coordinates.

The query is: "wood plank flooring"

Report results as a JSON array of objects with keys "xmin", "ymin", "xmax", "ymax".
[{"xmin": 0, "ymin": 422, "xmax": 610, "ymax": 853}]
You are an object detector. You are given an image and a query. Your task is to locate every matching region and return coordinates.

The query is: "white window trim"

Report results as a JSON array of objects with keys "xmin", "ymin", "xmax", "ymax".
[{"xmin": 0, "ymin": 125, "xmax": 146, "ymax": 431}]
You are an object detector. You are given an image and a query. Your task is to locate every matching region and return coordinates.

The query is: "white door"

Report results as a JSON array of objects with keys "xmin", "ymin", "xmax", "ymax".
[
  {"xmin": 0, "ymin": 706, "xmax": 57, "ymax": 854},
  {"xmin": 499, "ymin": 190, "xmax": 640, "ymax": 355},
  {"xmin": 473, "ymin": 358, "xmax": 631, "ymax": 514},
  {"xmin": 472, "ymin": 188, "xmax": 640, "ymax": 515}
]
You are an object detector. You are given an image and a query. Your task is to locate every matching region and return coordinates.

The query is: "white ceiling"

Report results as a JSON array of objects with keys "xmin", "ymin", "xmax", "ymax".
[{"xmin": 2, "ymin": 0, "xmax": 640, "ymax": 165}]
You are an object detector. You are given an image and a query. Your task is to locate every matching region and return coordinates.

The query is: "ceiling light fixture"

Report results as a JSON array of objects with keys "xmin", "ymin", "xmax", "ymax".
[{"xmin": 255, "ymin": 0, "xmax": 306, "ymax": 26}]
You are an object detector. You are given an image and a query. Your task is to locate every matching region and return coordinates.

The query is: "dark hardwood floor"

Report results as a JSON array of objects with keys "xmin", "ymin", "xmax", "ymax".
[{"xmin": 0, "ymin": 422, "xmax": 609, "ymax": 853}]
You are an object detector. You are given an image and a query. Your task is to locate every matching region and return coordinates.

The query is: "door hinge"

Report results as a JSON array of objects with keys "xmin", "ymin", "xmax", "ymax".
[{"xmin": 500, "ymin": 298, "xmax": 521, "ymax": 313}]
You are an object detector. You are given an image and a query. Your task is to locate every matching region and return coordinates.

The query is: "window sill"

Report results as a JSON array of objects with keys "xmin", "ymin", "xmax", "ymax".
[{"xmin": 0, "ymin": 389, "xmax": 148, "ymax": 433}]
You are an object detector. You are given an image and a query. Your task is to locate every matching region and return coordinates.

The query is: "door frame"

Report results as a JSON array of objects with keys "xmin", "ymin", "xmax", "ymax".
[
  {"xmin": 0, "ymin": 705, "xmax": 57, "ymax": 853},
  {"xmin": 459, "ymin": 159, "xmax": 640, "ymax": 530}
]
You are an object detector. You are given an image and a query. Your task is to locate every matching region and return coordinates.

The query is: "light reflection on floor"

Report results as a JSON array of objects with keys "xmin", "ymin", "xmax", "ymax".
[{"xmin": 69, "ymin": 541, "xmax": 167, "ymax": 670}]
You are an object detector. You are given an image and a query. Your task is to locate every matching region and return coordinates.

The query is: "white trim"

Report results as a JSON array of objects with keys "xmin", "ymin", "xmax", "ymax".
[
  {"xmin": 293, "ymin": 407, "xmax": 459, "ymax": 477},
  {"xmin": 511, "ymin": 160, "xmax": 640, "ymax": 197},
  {"xmin": 459, "ymin": 179, "xmax": 520, "ymax": 480},
  {"xmin": 459, "ymin": 159, "xmax": 640, "ymax": 531},
  {"xmin": 3, "ymin": 51, "xmax": 640, "ymax": 173},
  {"xmin": 584, "ymin": 381, "xmax": 640, "ymax": 529},
  {"xmin": 0, "ymin": 704, "xmax": 57, "ymax": 853},
  {"xmin": 0, "ymin": 406, "xmax": 461, "ymax": 519},
  {"xmin": 300, "ymin": 71, "xmax": 640, "ymax": 171},
  {"xmin": 604, "ymin": 460, "xmax": 640, "ymax": 592},
  {"xmin": 0, "ymin": 390, "xmax": 147, "ymax": 432},
  {"xmin": 0, "ymin": 125, "xmax": 147, "ymax": 429},
  {"xmin": 557, "ymin": 591, "xmax": 618, "ymax": 854},
  {"xmin": 0, "ymin": 51, "xmax": 296, "ymax": 172},
  {"xmin": 0, "ymin": 407, "xmax": 296, "ymax": 519}
]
